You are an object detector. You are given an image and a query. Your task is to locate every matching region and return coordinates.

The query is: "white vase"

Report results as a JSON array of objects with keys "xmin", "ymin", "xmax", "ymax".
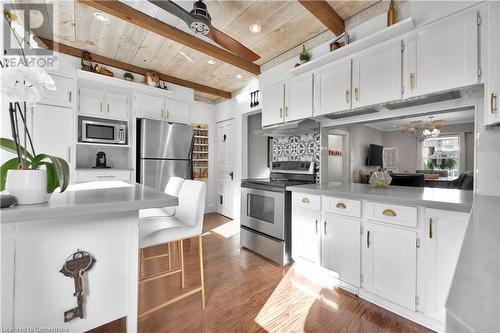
[{"xmin": 5, "ymin": 169, "xmax": 51, "ymax": 205}]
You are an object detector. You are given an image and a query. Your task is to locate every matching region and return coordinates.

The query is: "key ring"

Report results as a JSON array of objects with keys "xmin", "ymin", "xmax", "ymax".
[{"xmin": 62, "ymin": 250, "xmax": 95, "ymax": 276}]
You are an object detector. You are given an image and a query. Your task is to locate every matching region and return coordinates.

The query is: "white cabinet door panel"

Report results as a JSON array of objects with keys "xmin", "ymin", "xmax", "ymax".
[
  {"xmin": 166, "ymin": 98, "xmax": 190, "ymax": 124},
  {"xmin": 352, "ymin": 39, "xmax": 402, "ymax": 108},
  {"xmin": 314, "ymin": 58, "xmax": 352, "ymax": 116},
  {"xmin": 285, "ymin": 74, "xmax": 313, "ymax": 122},
  {"xmin": 486, "ymin": 2, "xmax": 500, "ymax": 125},
  {"xmin": 406, "ymin": 10, "xmax": 478, "ymax": 98},
  {"xmin": 362, "ymin": 222, "xmax": 417, "ymax": 310},
  {"xmin": 262, "ymin": 83, "xmax": 284, "ymax": 127},
  {"xmin": 134, "ymin": 93, "xmax": 164, "ymax": 120},
  {"xmin": 38, "ymin": 74, "xmax": 74, "ymax": 108},
  {"xmin": 79, "ymin": 87, "xmax": 105, "ymax": 117},
  {"xmin": 292, "ymin": 207, "xmax": 321, "ymax": 265},
  {"xmin": 105, "ymin": 92, "xmax": 128, "ymax": 120}
]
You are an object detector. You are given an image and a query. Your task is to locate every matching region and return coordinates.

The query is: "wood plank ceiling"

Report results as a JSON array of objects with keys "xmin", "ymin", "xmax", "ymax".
[{"xmin": 45, "ymin": 0, "xmax": 377, "ymax": 103}]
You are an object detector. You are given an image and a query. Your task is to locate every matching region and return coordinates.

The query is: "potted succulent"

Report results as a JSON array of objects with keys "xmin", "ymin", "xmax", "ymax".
[
  {"xmin": 299, "ymin": 45, "xmax": 311, "ymax": 64},
  {"xmin": 124, "ymin": 72, "xmax": 134, "ymax": 81},
  {"xmin": 1, "ymin": 9, "xmax": 70, "ymax": 204}
]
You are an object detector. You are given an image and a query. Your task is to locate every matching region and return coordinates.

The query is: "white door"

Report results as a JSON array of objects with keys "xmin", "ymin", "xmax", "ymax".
[
  {"xmin": 352, "ymin": 39, "xmax": 402, "ymax": 109},
  {"xmin": 165, "ymin": 98, "xmax": 190, "ymax": 124},
  {"xmin": 216, "ymin": 119, "xmax": 235, "ymax": 218},
  {"xmin": 105, "ymin": 92, "xmax": 128, "ymax": 120},
  {"xmin": 423, "ymin": 209, "xmax": 469, "ymax": 323},
  {"xmin": 322, "ymin": 213, "xmax": 361, "ymax": 287},
  {"xmin": 405, "ymin": 10, "xmax": 478, "ymax": 98},
  {"xmin": 38, "ymin": 74, "xmax": 74, "ymax": 108},
  {"xmin": 292, "ymin": 207, "xmax": 321, "ymax": 264},
  {"xmin": 362, "ymin": 222, "xmax": 417, "ymax": 310},
  {"xmin": 79, "ymin": 87, "xmax": 105, "ymax": 117},
  {"xmin": 314, "ymin": 58, "xmax": 352, "ymax": 116},
  {"xmin": 134, "ymin": 93, "xmax": 164, "ymax": 120},
  {"xmin": 486, "ymin": 2, "xmax": 500, "ymax": 125},
  {"xmin": 285, "ymin": 74, "xmax": 313, "ymax": 122},
  {"xmin": 30, "ymin": 104, "xmax": 74, "ymax": 170},
  {"xmin": 262, "ymin": 83, "xmax": 284, "ymax": 127}
]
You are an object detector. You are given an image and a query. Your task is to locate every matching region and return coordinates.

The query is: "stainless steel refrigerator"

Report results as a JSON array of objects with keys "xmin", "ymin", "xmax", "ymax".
[{"xmin": 137, "ymin": 119, "xmax": 193, "ymax": 191}]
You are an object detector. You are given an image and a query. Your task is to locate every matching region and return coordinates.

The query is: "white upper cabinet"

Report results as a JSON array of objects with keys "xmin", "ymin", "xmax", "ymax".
[
  {"xmin": 422, "ymin": 209, "xmax": 469, "ymax": 323},
  {"xmin": 79, "ymin": 88, "xmax": 128, "ymax": 120},
  {"xmin": 405, "ymin": 10, "xmax": 478, "ymax": 98},
  {"xmin": 105, "ymin": 92, "xmax": 128, "ymax": 120},
  {"xmin": 165, "ymin": 98, "xmax": 190, "ymax": 124},
  {"xmin": 362, "ymin": 222, "xmax": 417, "ymax": 310},
  {"xmin": 486, "ymin": 2, "xmax": 500, "ymax": 125},
  {"xmin": 134, "ymin": 92, "xmax": 165, "ymax": 121},
  {"xmin": 314, "ymin": 58, "xmax": 352, "ymax": 116},
  {"xmin": 322, "ymin": 213, "xmax": 361, "ymax": 287},
  {"xmin": 38, "ymin": 74, "xmax": 74, "ymax": 108},
  {"xmin": 78, "ymin": 87, "xmax": 105, "ymax": 118},
  {"xmin": 291, "ymin": 207, "xmax": 321, "ymax": 265},
  {"xmin": 352, "ymin": 39, "xmax": 403, "ymax": 109},
  {"xmin": 284, "ymin": 74, "xmax": 314, "ymax": 122},
  {"xmin": 262, "ymin": 83, "xmax": 285, "ymax": 127}
]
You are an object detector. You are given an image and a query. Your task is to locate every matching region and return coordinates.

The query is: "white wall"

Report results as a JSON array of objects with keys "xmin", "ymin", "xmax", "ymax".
[
  {"xmin": 349, "ymin": 124, "xmax": 384, "ymax": 182},
  {"xmin": 327, "ymin": 135, "xmax": 343, "ymax": 182},
  {"xmin": 247, "ymin": 113, "xmax": 269, "ymax": 179}
]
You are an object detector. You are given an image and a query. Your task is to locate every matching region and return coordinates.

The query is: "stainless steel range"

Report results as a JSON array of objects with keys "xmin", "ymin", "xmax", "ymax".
[{"xmin": 240, "ymin": 161, "xmax": 316, "ymax": 266}]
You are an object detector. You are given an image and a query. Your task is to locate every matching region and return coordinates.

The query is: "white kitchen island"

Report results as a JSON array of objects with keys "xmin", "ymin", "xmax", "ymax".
[{"xmin": 1, "ymin": 181, "xmax": 177, "ymax": 332}]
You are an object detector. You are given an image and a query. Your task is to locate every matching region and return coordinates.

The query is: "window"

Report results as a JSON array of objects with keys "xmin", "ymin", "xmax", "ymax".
[{"xmin": 421, "ymin": 135, "xmax": 460, "ymax": 177}]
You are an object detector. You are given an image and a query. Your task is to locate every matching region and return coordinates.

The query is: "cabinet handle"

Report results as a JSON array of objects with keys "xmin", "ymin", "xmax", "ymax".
[
  {"xmin": 100, "ymin": 102, "xmax": 102, "ymax": 112},
  {"xmin": 382, "ymin": 209, "xmax": 397, "ymax": 217},
  {"xmin": 67, "ymin": 146, "xmax": 71, "ymax": 163},
  {"xmin": 345, "ymin": 90, "xmax": 350, "ymax": 104},
  {"xmin": 324, "ymin": 221, "xmax": 327, "ymax": 236},
  {"xmin": 409, "ymin": 72, "xmax": 415, "ymax": 90},
  {"xmin": 492, "ymin": 92, "xmax": 497, "ymax": 114},
  {"xmin": 166, "ymin": 109, "xmax": 169, "ymax": 118},
  {"xmin": 429, "ymin": 218, "xmax": 433, "ymax": 239},
  {"xmin": 367, "ymin": 230, "xmax": 371, "ymax": 248},
  {"xmin": 302, "ymin": 197, "xmax": 310, "ymax": 204},
  {"xmin": 69, "ymin": 91, "xmax": 72, "ymax": 103},
  {"xmin": 107, "ymin": 103, "xmax": 110, "ymax": 113},
  {"xmin": 315, "ymin": 219, "xmax": 319, "ymax": 234},
  {"xmin": 96, "ymin": 175, "xmax": 116, "ymax": 179},
  {"xmin": 354, "ymin": 88, "xmax": 359, "ymax": 101},
  {"xmin": 336, "ymin": 202, "xmax": 346, "ymax": 209},
  {"xmin": 161, "ymin": 109, "xmax": 164, "ymax": 118},
  {"xmin": 280, "ymin": 107, "xmax": 283, "ymax": 119},
  {"xmin": 285, "ymin": 106, "xmax": 288, "ymax": 118}
]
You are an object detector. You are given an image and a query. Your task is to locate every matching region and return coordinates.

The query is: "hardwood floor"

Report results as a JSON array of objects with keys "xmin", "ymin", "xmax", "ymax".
[{"xmin": 138, "ymin": 213, "xmax": 433, "ymax": 333}]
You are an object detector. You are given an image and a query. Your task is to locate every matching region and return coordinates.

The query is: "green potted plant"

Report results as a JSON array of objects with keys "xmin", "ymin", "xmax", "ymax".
[
  {"xmin": 1, "ymin": 9, "xmax": 70, "ymax": 204},
  {"xmin": 123, "ymin": 72, "xmax": 134, "ymax": 81},
  {"xmin": 299, "ymin": 45, "xmax": 311, "ymax": 64}
]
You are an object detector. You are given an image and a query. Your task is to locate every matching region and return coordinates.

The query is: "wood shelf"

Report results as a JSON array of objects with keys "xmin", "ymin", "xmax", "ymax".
[{"xmin": 290, "ymin": 18, "xmax": 414, "ymax": 75}]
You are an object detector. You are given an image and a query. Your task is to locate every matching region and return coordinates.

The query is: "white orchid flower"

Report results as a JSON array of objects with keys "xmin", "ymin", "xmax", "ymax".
[{"xmin": 1, "ymin": 66, "xmax": 56, "ymax": 103}]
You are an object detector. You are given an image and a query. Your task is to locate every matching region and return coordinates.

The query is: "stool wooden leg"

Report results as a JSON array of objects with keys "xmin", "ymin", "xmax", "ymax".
[
  {"xmin": 179, "ymin": 239, "xmax": 185, "ymax": 288},
  {"xmin": 199, "ymin": 235, "xmax": 206, "ymax": 309},
  {"xmin": 167, "ymin": 243, "xmax": 172, "ymax": 271}
]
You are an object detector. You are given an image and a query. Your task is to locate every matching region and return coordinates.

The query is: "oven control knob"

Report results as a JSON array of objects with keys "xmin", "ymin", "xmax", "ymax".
[
  {"xmin": 300, "ymin": 163, "xmax": 304, "ymax": 168},
  {"xmin": 272, "ymin": 163, "xmax": 276, "ymax": 168},
  {"xmin": 277, "ymin": 163, "xmax": 280, "ymax": 168}
]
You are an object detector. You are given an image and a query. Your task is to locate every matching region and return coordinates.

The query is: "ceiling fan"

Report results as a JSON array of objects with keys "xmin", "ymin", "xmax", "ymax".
[{"xmin": 148, "ymin": 0, "xmax": 260, "ymax": 62}]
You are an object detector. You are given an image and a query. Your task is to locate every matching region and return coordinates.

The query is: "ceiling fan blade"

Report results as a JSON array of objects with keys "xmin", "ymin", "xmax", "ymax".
[
  {"xmin": 207, "ymin": 27, "xmax": 260, "ymax": 62},
  {"xmin": 148, "ymin": 0, "xmax": 194, "ymax": 26}
]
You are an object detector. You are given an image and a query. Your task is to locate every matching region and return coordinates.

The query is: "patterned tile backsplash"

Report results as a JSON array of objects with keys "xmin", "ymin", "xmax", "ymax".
[{"xmin": 272, "ymin": 130, "xmax": 321, "ymax": 182}]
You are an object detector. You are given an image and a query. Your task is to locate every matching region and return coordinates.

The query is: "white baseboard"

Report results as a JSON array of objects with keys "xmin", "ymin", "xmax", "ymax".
[{"xmin": 205, "ymin": 203, "xmax": 216, "ymax": 214}]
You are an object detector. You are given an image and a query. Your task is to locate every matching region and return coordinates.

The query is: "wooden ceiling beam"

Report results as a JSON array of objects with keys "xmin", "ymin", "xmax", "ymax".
[
  {"xmin": 298, "ymin": 0, "xmax": 345, "ymax": 36},
  {"xmin": 36, "ymin": 37, "xmax": 232, "ymax": 99},
  {"xmin": 77, "ymin": 0, "xmax": 261, "ymax": 76}
]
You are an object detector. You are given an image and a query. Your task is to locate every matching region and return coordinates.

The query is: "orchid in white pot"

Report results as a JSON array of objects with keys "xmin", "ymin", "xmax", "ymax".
[{"xmin": 1, "ymin": 9, "xmax": 70, "ymax": 204}]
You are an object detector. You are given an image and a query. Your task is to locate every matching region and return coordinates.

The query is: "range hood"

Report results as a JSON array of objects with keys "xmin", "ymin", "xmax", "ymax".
[{"xmin": 255, "ymin": 118, "xmax": 319, "ymax": 137}]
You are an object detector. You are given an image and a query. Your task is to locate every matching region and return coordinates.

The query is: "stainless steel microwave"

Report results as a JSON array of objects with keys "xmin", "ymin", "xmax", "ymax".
[{"xmin": 78, "ymin": 116, "xmax": 127, "ymax": 145}]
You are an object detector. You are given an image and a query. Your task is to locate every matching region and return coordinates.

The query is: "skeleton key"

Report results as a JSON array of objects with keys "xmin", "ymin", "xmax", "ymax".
[{"xmin": 60, "ymin": 250, "xmax": 96, "ymax": 322}]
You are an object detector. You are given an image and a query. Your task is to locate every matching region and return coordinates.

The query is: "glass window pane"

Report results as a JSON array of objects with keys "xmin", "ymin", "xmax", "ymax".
[
  {"xmin": 421, "ymin": 135, "xmax": 460, "ymax": 176},
  {"xmin": 247, "ymin": 194, "xmax": 275, "ymax": 224},
  {"xmin": 86, "ymin": 124, "xmax": 115, "ymax": 140}
]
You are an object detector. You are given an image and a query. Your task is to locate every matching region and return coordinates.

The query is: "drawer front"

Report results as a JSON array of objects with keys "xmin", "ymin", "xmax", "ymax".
[
  {"xmin": 292, "ymin": 192, "xmax": 321, "ymax": 211},
  {"xmin": 322, "ymin": 196, "xmax": 361, "ymax": 218},
  {"xmin": 77, "ymin": 171, "xmax": 132, "ymax": 183},
  {"xmin": 365, "ymin": 201, "xmax": 417, "ymax": 228}
]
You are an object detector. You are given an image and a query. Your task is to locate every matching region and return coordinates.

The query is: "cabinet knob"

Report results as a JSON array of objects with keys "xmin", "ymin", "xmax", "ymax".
[
  {"xmin": 492, "ymin": 92, "xmax": 497, "ymax": 114},
  {"xmin": 302, "ymin": 197, "xmax": 310, "ymax": 204},
  {"xmin": 382, "ymin": 209, "xmax": 397, "ymax": 217},
  {"xmin": 336, "ymin": 202, "xmax": 346, "ymax": 209}
]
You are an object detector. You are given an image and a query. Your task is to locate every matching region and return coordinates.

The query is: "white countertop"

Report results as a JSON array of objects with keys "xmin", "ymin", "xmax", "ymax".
[
  {"xmin": 446, "ymin": 195, "xmax": 500, "ymax": 332},
  {"xmin": 287, "ymin": 183, "xmax": 473, "ymax": 213},
  {"xmin": 0, "ymin": 181, "xmax": 177, "ymax": 224}
]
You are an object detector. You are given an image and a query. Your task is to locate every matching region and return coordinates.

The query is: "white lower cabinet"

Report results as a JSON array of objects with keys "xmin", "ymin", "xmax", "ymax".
[
  {"xmin": 322, "ymin": 213, "xmax": 361, "ymax": 287},
  {"xmin": 291, "ymin": 205, "xmax": 321, "ymax": 265},
  {"xmin": 361, "ymin": 221, "xmax": 417, "ymax": 310},
  {"xmin": 422, "ymin": 209, "xmax": 469, "ymax": 323}
]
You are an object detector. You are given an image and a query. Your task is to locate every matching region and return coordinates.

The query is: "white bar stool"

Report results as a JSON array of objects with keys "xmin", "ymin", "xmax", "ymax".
[{"xmin": 138, "ymin": 180, "xmax": 207, "ymax": 318}]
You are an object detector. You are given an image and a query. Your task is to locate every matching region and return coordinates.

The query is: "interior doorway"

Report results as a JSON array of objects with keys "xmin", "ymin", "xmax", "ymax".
[
  {"xmin": 322, "ymin": 129, "xmax": 350, "ymax": 184},
  {"xmin": 216, "ymin": 118, "xmax": 235, "ymax": 219}
]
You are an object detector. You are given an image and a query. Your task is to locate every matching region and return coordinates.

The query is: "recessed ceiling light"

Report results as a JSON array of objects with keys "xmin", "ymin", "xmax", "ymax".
[
  {"xmin": 235, "ymin": 74, "xmax": 243, "ymax": 79},
  {"xmin": 249, "ymin": 23, "xmax": 262, "ymax": 34},
  {"xmin": 207, "ymin": 59, "xmax": 217, "ymax": 65},
  {"xmin": 93, "ymin": 11, "xmax": 110, "ymax": 23}
]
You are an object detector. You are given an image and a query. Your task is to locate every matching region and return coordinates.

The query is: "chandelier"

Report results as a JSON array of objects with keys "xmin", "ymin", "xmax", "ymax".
[{"xmin": 399, "ymin": 116, "xmax": 443, "ymax": 142}]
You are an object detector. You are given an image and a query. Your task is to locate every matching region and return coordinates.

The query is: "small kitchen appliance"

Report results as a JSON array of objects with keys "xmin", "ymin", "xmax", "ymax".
[{"xmin": 94, "ymin": 151, "xmax": 109, "ymax": 168}]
